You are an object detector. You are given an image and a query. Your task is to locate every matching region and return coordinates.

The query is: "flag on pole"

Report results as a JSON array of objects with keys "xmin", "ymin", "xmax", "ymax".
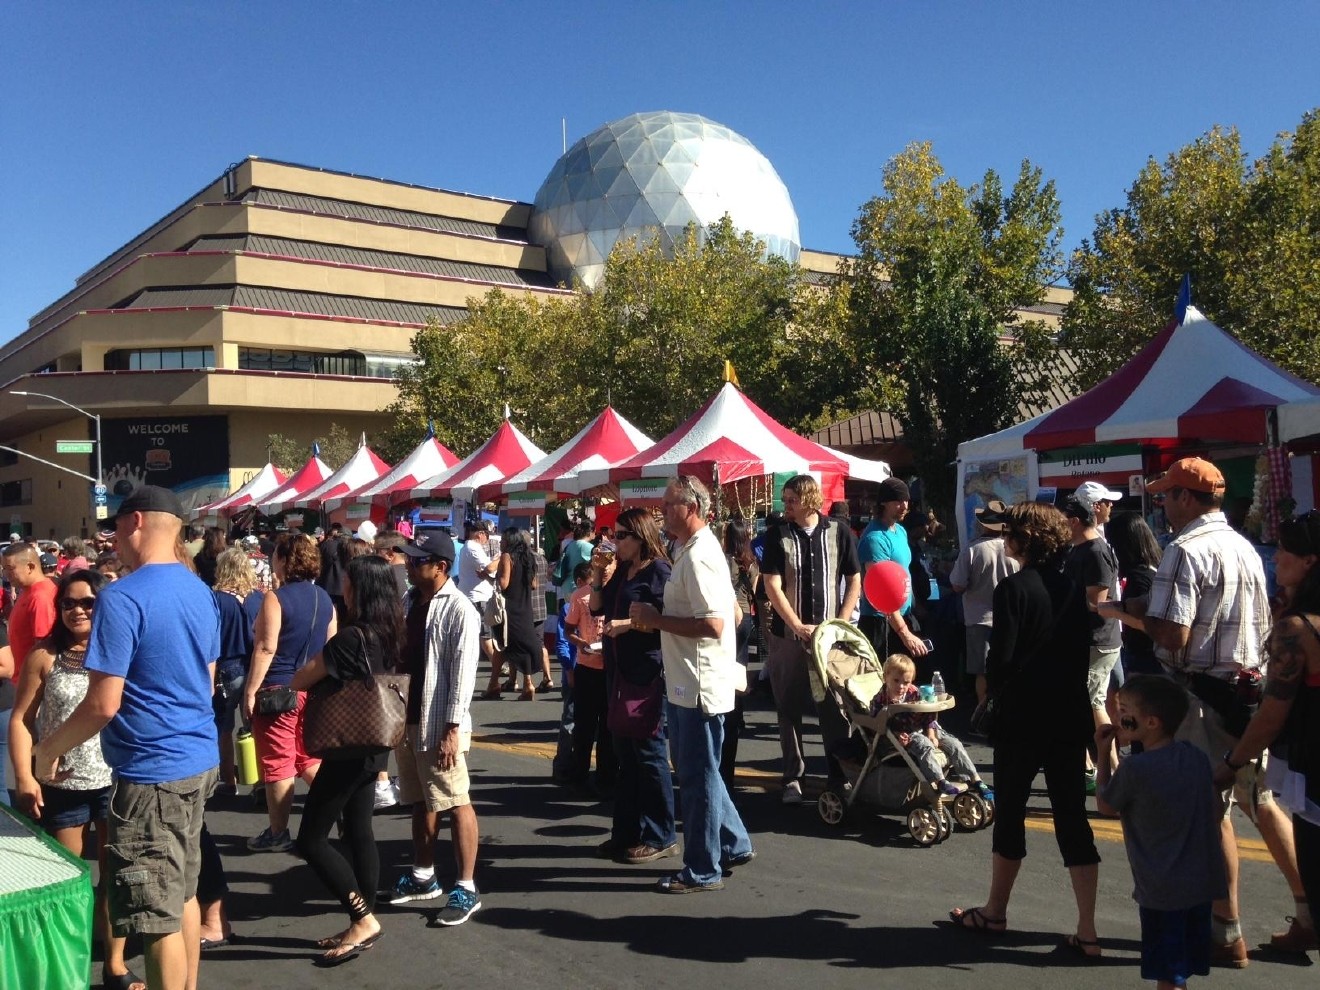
[
  {"xmin": 1174, "ymin": 273, "xmax": 1192, "ymax": 326},
  {"xmin": 312, "ymin": 441, "xmax": 321, "ymax": 457},
  {"xmin": 722, "ymin": 360, "xmax": 740, "ymax": 387}
]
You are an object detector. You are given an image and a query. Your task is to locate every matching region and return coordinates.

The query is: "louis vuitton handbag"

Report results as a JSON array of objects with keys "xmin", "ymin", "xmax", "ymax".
[{"xmin": 303, "ymin": 628, "xmax": 410, "ymax": 757}]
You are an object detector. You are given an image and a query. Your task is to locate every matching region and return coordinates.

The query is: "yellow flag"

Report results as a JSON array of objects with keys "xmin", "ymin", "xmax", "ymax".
[{"xmin": 723, "ymin": 360, "xmax": 740, "ymax": 386}]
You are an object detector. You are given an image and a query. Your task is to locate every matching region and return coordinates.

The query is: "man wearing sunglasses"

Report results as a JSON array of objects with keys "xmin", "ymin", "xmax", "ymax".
[
  {"xmin": 33, "ymin": 485, "xmax": 222, "ymax": 990},
  {"xmin": 1100, "ymin": 457, "xmax": 1304, "ymax": 965}
]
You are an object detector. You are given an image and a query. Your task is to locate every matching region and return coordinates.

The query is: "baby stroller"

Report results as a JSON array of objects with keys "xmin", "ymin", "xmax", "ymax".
[{"xmin": 807, "ymin": 619, "xmax": 994, "ymax": 845}]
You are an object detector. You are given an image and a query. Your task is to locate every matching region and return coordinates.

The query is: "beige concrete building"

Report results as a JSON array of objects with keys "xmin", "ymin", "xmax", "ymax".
[{"xmin": 0, "ymin": 156, "xmax": 1072, "ymax": 537}]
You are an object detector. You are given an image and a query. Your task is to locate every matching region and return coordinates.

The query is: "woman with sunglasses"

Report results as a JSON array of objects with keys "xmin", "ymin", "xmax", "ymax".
[
  {"xmin": 592, "ymin": 507, "xmax": 677, "ymax": 863},
  {"xmin": 950, "ymin": 503, "xmax": 1101, "ymax": 955},
  {"xmin": 10, "ymin": 569, "xmax": 146, "ymax": 990},
  {"xmin": 1217, "ymin": 512, "xmax": 1320, "ymax": 952}
]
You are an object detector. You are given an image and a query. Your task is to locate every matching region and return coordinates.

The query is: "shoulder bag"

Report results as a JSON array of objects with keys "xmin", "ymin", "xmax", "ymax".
[{"xmin": 303, "ymin": 628, "xmax": 411, "ymax": 757}]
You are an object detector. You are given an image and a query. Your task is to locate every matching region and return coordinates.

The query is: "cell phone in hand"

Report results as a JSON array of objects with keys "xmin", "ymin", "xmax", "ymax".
[{"xmin": 920, "ymin": 639, "xmax": 934, "ymax": 653}]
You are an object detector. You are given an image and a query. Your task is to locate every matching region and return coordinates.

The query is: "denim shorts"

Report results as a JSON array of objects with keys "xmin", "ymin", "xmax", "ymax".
[
  {"xmin": 105, "ymin": 768, "xmax": 217, "ymax": 936},
  {"xmin": 41, "ymin": 784, "xmax": 111, "ymax": 830}
]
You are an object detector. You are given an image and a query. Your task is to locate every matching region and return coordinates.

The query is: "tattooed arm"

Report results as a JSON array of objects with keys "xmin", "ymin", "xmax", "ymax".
[{"xmin": 1225, "ymin": 614, "xmax": 1311, "ymax": 767}]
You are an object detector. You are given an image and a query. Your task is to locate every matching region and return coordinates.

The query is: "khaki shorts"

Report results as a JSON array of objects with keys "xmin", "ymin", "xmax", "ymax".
[
  {"xmin": 105, "ymin": 767, "xmax": 217, "ymax": 936},
  {"xmin": 1175, "ymin": 690, "xmax": 1273, "ymax": 819},
  {"xmin": 1085, "ymin": 647, "xmax": 1122, "ymax": 709},
  {"xmin": 395, "ymin": 724, "xmax": 472, "ymax": 813}
]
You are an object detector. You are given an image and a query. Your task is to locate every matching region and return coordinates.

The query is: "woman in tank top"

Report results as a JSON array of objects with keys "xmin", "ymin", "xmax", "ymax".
[{"xmin": 10, "ymin": 568, "xmax": 145, "ymax": 990}]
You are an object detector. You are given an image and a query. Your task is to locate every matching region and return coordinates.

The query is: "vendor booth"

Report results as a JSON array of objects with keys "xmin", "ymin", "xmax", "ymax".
[
  {"xmin": 956, "ymin": 304, "xmax": 1320, "ymax": 544},
  {"xmin": 191, "ymin": 462, "xmax": 287, "ymax": 521},
  {"xmin": 583, "ymin": 382, "xmax": 890, "ymax": 511},
  {"xmin": 248, "ymin": 451, "xmax": 332, "ymax": 527},
  {"xmin": 411, "ymin": 417, "xmax": 546, "ymax": 529},
  {"xmin": 322, "ymin": 430, "xmax": 460, "ymax": 528}
]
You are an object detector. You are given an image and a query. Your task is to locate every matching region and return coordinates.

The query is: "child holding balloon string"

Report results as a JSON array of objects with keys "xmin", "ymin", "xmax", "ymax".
[{"xmin": 872, "ymin": 654, "xmax": 991, "ymax": 798}]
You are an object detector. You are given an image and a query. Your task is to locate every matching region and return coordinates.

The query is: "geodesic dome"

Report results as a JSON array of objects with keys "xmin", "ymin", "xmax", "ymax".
[{"xmin": 529, "ymin": 111, "xmax": 800, "ymax": 289}]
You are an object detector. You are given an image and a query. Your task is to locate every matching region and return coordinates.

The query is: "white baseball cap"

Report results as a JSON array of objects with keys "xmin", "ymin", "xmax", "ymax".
[{"xmin": 1074, "ymin": 480, "xmax": 1125, "ymax": 510}]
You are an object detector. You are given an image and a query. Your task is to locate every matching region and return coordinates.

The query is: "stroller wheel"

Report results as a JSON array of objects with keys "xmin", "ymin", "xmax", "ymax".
[
  {"xmin": 952, "ymin": 792, "xmax": 989, "ymax": 831},
  {"xmin": 937, "ymin": 805, "xmax": 954, "ymax": 841},
  {"xmin": 817, "ymin": 788, "xmax": 846, "ymax": 826},
  {"xmin": 907, "ymin": 806, "xmax": 941, "ymax": 846}
]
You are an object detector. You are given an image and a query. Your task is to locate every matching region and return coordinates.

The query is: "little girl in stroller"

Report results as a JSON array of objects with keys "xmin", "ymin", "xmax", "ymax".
[{"xmin": 874, "ymin": 656, "xmax": 991, "ymax": 799}]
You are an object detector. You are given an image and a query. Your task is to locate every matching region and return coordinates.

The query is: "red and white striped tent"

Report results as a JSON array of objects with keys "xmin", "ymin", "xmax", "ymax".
[
  {"xmin": 580, "ymin": 382, "xmax": 888, "ymax": 503},
  {"xmin": 193, "ymin": 462, "xmax": 287, "ymax": 518},
  {"xmin": 250, "ymin": 453, "xmax": 332, "ymax": 514},
  {"xmin": 411, "ymin": 419, "xmax": 545, "ymax": 503},
  {"xmin": 960, "ymin": 305, "xmax": 1320, "ymax": 466},
  {"xmin": 269, "ymin": 439, "xmax": 392, "ymax": 514},
  {"xmin": 492, "ymin": 406, "xmax": 653, "ymax": 500},
  {"xmin": 323, "ymin": 434, "xmax": 460, "ymax": 517}
]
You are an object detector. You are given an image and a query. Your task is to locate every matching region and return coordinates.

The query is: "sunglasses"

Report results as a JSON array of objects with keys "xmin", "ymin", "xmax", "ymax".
[
  {"xmin": 60, "ymin": 597, "xmax": 96, "ymax": 612},
  {"xmin": 615, "ymin": 529, "xmax": 638, "ymax": 540}
]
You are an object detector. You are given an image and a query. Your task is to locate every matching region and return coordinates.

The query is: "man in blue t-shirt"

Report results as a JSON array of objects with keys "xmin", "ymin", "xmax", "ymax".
[
  {"xmin": 857, "ymin": 478, "xmax": 930, "ymax": 660},
  {"xmin": 34, "ymin": 485, "xmax": 220, "ymax": 990}
]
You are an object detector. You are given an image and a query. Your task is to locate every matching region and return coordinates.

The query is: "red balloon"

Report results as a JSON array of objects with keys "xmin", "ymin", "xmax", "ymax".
[{"xmin": 864, "ymin": 560, "xmax": 911, "ymax": 613}]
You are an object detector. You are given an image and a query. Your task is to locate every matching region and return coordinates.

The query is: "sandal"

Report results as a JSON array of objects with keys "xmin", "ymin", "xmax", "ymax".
[
  {"xmin": 1065, "ymin": 933, "xmax": 1102, "ymax": 958},
  {"xmin": 314, "ymin": 930, "xmax": 349, "ymax": 949},
  {"xmin": 317, "ymin": 930, "xmax": 383, "ymax": 967},
  {"xmin": 949, "ymin": 907, "xmax": 1007, "ymax": 935},
  {"xmin": 102, "ymin": 968, "xmax": 146, "ymax": 990},
  {"xmin": 519, "ymin": 687, "xmax": 535, "ymax": 701},
  {"xmin": 478, "ymin": 688, "xmax": 503, "ymax": 701}
]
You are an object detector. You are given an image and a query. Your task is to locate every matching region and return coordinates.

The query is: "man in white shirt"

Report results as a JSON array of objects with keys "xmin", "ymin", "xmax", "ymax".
[
  {"xmin": 949, "ymin": 500, "xmax": 1017, "ymax": 706},
  {"xmin": 630, "ymin": 475, "xmax": 754, "ymax": 893},
  {"xmin": 456, "ymin": 522, "xmax": 499, "ymax": 671}
]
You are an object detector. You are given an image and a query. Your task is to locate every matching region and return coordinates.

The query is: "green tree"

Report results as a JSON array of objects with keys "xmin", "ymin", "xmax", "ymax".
[
  {"xmin": 265, "ymin": 422, "xmax": 363, "ymax": 475},
  {"xmin": 1063, "ymin": 110, "xmax": 1320, "ymax": 389},
  {"xmin": 843, "ymin": 143, "xmax": 1064, "ymax": 512},
  {"xmin": 383, "ymin": 217, "xmax": 853, "ymax": 463}
]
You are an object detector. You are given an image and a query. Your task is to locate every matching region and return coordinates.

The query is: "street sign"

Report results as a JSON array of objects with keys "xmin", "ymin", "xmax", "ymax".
[
  {"xmin": 95, "ymin": 506, "xmax": 108, "ymax": 521},
  {"xmin": 56, "ymin": 440, "xmax": 95, "ymax": 454},
  {"xmin": 94, "ymin": 484, "xmax": 108, "ymax": 496}
]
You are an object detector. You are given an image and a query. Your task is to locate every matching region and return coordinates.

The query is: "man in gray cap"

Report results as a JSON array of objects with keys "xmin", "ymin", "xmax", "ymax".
[
  {"xmin": 950, "ymin": 500, "xmax": 1017, "ymax": 707},
  {"xmin": 857, "ymin": 477, "xmax": 929, "ymax": 660},
  {"xmin": 34, "ymin": 485, "xmax": 220, "ymax": 990}
]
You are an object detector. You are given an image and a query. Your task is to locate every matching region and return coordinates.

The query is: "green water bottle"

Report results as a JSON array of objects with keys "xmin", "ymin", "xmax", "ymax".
[{"xmin": 236, "ymin": 729, "xmax": 260, "ymax": 786}]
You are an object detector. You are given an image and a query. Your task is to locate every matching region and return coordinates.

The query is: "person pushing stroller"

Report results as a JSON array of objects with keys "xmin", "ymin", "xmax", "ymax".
[{"xmin": 873, "ymin": 655, "xmax": 990, "ymax": 799}]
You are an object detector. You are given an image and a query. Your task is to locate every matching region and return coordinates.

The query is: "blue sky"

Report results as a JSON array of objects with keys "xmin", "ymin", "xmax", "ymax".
[{"xmin": 2, "ymin": 2, "xmax": 1317, "ymax": 341}]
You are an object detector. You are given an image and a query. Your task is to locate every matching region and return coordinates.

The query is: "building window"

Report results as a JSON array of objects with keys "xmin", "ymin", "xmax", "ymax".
[
  {"xmin": 238, "ymin": 347, "xmax": 368, "ymax": 377},
  {"xmin": 104, "ymin": 347, "xmax": 215, "ymax": 371},
  {"xmin": 0, "ymin": 479, "xmax": 32, "ymax": 507}
]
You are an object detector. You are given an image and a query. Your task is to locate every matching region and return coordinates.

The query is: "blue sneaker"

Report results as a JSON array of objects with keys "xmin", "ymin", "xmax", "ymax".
[
  {"xmin": 246, "ymin": 827, "xmax": 293, "ymax": 852},
  {"xmin": 436, "ymin": 886, "xmax": 481, "ymax": 925},
  {"xmin": 936, "ymin": 780, "xmax": 963, "ymax": 798},
  {"xmin": 972, "ymin": 780, "xmax": 995, "ymax": 800},
  {"xmin": 389, "ymin": 871, "xmax": 443, "ymax": 905}
]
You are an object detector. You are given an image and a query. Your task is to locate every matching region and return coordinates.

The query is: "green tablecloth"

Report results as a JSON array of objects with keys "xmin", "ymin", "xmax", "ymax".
[{"xmin": 0, "ymin": 804, "xmax": 93, "ymax": 990}]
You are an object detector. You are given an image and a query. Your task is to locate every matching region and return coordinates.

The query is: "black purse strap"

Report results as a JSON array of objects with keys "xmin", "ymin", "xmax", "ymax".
[{"xmin": 295, "ymin": 586, "xmax": 319, "ymax": 670}]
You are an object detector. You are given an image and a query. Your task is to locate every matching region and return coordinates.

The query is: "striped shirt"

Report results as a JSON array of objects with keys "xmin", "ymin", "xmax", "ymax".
[
  {"xmin": 1146, "ymin": 512, "xmax": 1269, "ymax": 680},
  {"xmin": 760, "ymin": 517, "xmax": 861, "ymax": 637},
  {"xmin": 414, "ymin": 578, "xmax": 483, "ymax": 751}
]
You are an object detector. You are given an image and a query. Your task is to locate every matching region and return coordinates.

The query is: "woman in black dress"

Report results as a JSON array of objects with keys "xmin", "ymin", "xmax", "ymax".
[
  {"xmin": 950, "ymin": 502, "xmax": 1102, "ymax": 956},
  {"xmin": 1105, "ymin": 512, "xmax": 1164, "ymax": 677},
  {"xmin": 496, "ymin": 528, "xmax": 543, "ymax": 701},
  {"xmin": 291, "ymin": 554, "xmax": 404, "ymax": 965}
]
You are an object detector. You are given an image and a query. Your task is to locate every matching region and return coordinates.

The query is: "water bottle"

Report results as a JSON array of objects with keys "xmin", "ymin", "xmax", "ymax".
[
  {"xmin": 931, "ymin": 671, "xmax": 946, "ymax": 701},
  {"xmin": 236, "ymin": 729, "xmax": 260, "ymax": 786}
]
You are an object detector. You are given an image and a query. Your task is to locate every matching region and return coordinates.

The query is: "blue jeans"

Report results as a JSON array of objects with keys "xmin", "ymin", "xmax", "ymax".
[
  {"xmin": 613, "ymin": 731, "xmax": 676, "ymax": 850},
  {"xmin": 668, "ymin": 701, "xmax": 752, "ymax": 886},
  {"xmin": 0, "ymin": 707, "xmax": 11, "ymax": 805}
]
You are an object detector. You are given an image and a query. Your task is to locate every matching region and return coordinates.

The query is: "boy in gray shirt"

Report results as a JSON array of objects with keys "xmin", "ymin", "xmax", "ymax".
[{"xmin": 1096, "ymin": 675, "xmax": 1227, "ymax": 988}]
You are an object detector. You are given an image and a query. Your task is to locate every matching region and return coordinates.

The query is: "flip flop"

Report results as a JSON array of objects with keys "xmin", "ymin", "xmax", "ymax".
[
  {"xmin": 199, "ymin": 936, "xmax": 229, "ymax": 950},
  {"xmin": 949, "ymin": 907, "xmax": 1007, "ymax": 935},
  {"xmin": 314, "ymin": 931, "xmax": 348, "ymax": 949},
  {"xmin": 102, "ymin": 968, "xmax": 146, "ymax": 990},
  {"xmin": 317, "ymin": 930, "xmax": 383, "ymax": 966},
  {"xmin": 1065, "ymin": 933, "xmax": 1102, "ymax": 958}
]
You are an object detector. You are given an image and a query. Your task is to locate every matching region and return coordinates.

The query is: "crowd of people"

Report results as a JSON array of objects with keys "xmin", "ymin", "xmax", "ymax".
[{"xmin": 0, "ymin": 455, "xmax": 1318, "ymax": 989}]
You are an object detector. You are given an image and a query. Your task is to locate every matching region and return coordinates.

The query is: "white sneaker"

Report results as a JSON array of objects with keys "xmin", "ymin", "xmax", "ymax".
[
  {"xmin": 373, "ymin": 779, "xmax": 398, "ymax": 810},
  {"xmin": 781, "ymin": 780, "xmax": 803, "ymax": 805}
]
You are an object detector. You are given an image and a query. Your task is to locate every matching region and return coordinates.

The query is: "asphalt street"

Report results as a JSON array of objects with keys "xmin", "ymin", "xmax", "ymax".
[{"xmin": 105, "ymin": 687, "xmax": 1314, "ymax": 990}]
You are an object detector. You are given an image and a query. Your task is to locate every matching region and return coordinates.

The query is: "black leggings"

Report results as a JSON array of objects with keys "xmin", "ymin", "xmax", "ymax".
[
  {"xmin": 991, "ymin": 738, "xmax": 1100, "ymax": 866},
  {"xmin": 295, "ymin": 755, "xmax": 382, "ymax": 921}
]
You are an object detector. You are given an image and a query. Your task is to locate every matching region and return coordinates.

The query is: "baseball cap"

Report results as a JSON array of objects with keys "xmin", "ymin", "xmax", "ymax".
[
  {"xmin": 1074, "ymin": 480, "xmax": 1125, "ymax": 510},
  {"xmin": 39, "ymin": 552, "xmax": 57, "ymax": 571},
  {"xmin": 114, "ymin": 485, "xmax": 185, "ymax": 520},
  {"xmin": 399, "ymin": 530, "xmax": 457, "ymax": 563},
  {"xmin": 1145, "ymin": 457, "xmax": 1226, "ymax": 495},
  {"xmin": 876, "ymin": 477, "xmax": 911, "ymax": 503},
  {"xmin": 974, "ymin": 499, "xmax": 1009, "ymax": 531}
]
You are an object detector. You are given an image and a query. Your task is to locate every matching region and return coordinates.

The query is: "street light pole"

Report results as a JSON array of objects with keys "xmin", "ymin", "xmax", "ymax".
[{"xmin": 8, "ymin": 389, "xmax": 103, "ymax": 485}]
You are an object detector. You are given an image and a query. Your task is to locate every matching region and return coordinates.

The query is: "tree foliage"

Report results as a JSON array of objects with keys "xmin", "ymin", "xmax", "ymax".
[
  {"xmin": 266, "ymin": 422, "xmax": 361, "ymax": 475},
  {"xmin": 382, "ymin": 217, "xmax": 856, "ymax": 461},
  {"xmin": 841, "ymin": 142, "xmax": 1064, "ymax": 512},
  {"xmin": 1063, "ymin": 110, "xmax": 1320, "ymax": 390}
]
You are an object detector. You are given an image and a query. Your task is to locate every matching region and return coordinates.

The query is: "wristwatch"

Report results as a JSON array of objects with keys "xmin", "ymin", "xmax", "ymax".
[{"xmin": 1222, "ymin": 749, "xmax": 1245, "ymax": 771}]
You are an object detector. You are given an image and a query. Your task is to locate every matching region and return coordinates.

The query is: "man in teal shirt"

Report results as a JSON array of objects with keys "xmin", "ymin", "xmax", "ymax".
[{"xmin": 858, "ymin": 478, "xmax": 930, "ymax": 660}]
